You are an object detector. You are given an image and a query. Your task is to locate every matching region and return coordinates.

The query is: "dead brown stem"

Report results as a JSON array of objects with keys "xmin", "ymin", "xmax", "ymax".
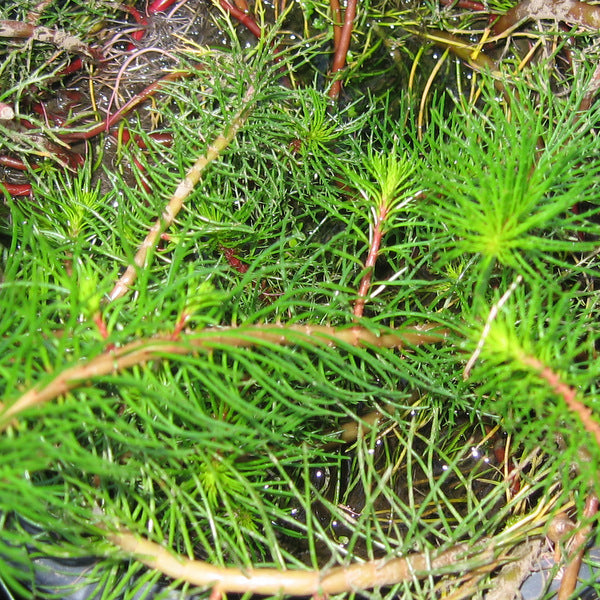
[
  {"xmin": 26, "ymin": 0, "xmax": 55, "ymax": 24},
  {"xmin": 0, "ymin": 323, "xmax": 448, "ymax": 429},
  {"xmin": 557, "ymin": 493, "xmax": 599, "ymax": 600},
  {"xmin": 486, "ymin": 540, "xmax": 543, "ymax": 600},
  {"xmin": 0, "ymin": 20, "xmax": 100, "ymax": 59},
  {"xmin": 492, "ymin": 0, "xmax": 600, "ymax": 36},
  {"xmin": 109, "ymin": 528, "xmax": 491, "ymax": 595}
]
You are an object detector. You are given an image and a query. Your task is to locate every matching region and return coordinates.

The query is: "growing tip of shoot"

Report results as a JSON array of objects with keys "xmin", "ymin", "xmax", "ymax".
[{"xmin": 347, "ymin": 146, "xmax": 418, "ymax": 228}]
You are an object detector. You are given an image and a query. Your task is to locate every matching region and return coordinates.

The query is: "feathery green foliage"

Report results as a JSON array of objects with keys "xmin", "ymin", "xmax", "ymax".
[{"xmin": 1, "ymin": 0, "xmax": 599, "ymax": 599}]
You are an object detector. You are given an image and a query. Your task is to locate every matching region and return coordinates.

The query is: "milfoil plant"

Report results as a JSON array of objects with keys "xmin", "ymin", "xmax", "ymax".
[{"xmin": 0, "ymin": 1, "xmax": 600, "ymax": 599}]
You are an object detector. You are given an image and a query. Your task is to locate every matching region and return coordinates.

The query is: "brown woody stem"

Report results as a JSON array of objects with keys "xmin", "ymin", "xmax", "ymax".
[
  {"xmin": 109, "ymin": 528, "xmax": 490, "ymax": 595},
  {"xmin": 108, "ymin": 84, "xmax": 256, "ymax": 301},
  {"xmin": 0, "ymin": 323, "xmax": 447, "ymax": 429}
]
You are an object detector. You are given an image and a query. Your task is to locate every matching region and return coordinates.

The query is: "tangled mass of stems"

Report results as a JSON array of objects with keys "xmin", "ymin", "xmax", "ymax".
[{"xmin": 1, "ymin": 0, "xmax": 600, "ymax": 597}]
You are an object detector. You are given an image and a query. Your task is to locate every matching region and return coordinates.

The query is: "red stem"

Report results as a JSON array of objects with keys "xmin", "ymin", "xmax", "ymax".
[
  {"xmin": 219, "ymin": 0, "xmax": 262, "ymax": 38},
  {"xmin": 124, "ymin": 5, "xmax": 148, "ymax": 24},
  {"xmin": 353, "ymin": 208, "xmax": 386, "ymax": 318},
  {"xmin": 222, "ymin": 246, "xmax": 249, "ymax": 274},
  {"xmin": 93, "ymin": 311, "xmax": 109, "ymax": 340},
  {"xmin": 148, "ymin": 0, "xmax": 179, "ymax": 14},
  {"xmin": 171, "ymin": 312, "xmax": 190, "ymax": 340},
  {"xmin": 330, "ymin": 0, "xmax": 343, "ymax": 49},
  {"xmin": 0, "ymin": 156, "xmax": 30, "ymax": 170},
  {"xmin": 328, "ymin": 0, "xmax": 358, "ymax": 101},
  {"xmin": 233, "ymin": 0, "xmax": 251, "ymax": 12},
  {"xmin": 1, "ymin": 183, "xmax": 32, "ymax": 196},
  {"xmin": 59, "ymin": 57, "xmax": 84, "ymax": 77}
]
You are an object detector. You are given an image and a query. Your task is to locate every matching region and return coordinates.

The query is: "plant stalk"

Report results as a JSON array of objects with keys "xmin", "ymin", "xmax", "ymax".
[{"xmin": 0, "ymin": 323, "xmax": 448, "ymax": 428}]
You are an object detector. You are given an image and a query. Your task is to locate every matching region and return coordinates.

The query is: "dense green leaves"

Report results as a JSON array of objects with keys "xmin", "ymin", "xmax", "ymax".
[
  {"xmin": 0, "ymin": 7, "xmax": 599, "ymax": 600},
  {"xmin": 419, "ymin": 69, "xmax": 600, "ymax": 279}
]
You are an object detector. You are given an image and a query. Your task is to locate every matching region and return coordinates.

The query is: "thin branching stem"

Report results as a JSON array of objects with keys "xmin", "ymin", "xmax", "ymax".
[
  {"xmin": 108, "ymin": 84, "xmax": 257, "ymax": 301},
  {"xmin": 0, "ymin": 323, "xmax": 447, "ymax": 427}
]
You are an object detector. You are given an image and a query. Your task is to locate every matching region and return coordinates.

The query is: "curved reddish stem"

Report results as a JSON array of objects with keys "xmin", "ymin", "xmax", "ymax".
[
  {"xmin": 119, "ymin": 5, "xmax": 148, "ymax": 49},
  {"xmin": 126, "ymin": 5, "xmax": 148, "ymax": 24},
  {"xmin": 1, "ymin": 183, "xmax": 32, "ymax": 196},
  {"xmin": 59, "ymin": 69, "xmax": 190, "ymax": 141},
  {"xmin": 148, "ymin": 0, "xmax": 179, "ymax": 14},
  {"xmin": 328, "ymin": 0, "xmax": 358, "ymax": 101},
  {"xmin": 219, "ymin": 0, "xmax": 262, "ymax": 38}
]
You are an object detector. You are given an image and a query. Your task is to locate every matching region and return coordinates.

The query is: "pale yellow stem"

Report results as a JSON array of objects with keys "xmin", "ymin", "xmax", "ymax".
[
  {"xmin": 108, "ymin": 84, "xmax": 256, "ymax": 302},
  {"xmin": 1, "ymin": 323, "xmax": 447, "ymax": 429},
  {"xmin": 109, "ymin": 528, "xmax": 488, "ymax": 595}
]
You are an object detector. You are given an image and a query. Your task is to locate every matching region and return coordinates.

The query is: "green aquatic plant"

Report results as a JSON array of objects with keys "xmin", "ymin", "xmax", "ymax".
[{"xmin": 0, "ymin": 0, "xmax": 599, "ymax": 599}]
